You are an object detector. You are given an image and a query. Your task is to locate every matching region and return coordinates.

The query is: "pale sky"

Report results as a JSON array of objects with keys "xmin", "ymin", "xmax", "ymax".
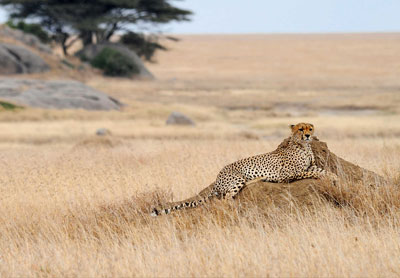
[{"xmin": 1, "ymin": 1, "xmax": 399, "ymax": 34}]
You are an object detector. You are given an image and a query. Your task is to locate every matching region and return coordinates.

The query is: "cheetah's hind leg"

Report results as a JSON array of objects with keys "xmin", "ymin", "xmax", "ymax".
[{"xmin": 224, "ymin": 180, "xmax": 247, "ymax": 199}]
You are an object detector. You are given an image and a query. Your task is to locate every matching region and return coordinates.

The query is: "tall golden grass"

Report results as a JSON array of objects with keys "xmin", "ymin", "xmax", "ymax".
[{"xmin": 0, "ymin": 137, "xmax": 399, "ymax": 276}]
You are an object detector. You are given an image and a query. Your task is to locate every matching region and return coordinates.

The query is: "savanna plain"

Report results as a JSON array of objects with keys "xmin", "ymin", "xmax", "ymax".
[{"xmin": 1, "ymin": 34, "xmax": 400, "ymax": 276}]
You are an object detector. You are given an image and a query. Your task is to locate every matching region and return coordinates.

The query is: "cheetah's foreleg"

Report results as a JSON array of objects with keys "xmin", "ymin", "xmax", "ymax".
[{"xmin": 301, "ymin": 165, "xmax": 338, "ymax": 184}]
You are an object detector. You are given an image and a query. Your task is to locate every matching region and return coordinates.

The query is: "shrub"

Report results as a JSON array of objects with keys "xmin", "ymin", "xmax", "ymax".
[
  {"xmin": 6, "ymin": 20, "xmax": 51, "ymax": 44},
  {"xmin": 90, "ymin": 47, "xmax": 139, "ymax": 77},
  {"xmin": 0, "ymin": 101, "xmax": 22, "ymax": 110}
]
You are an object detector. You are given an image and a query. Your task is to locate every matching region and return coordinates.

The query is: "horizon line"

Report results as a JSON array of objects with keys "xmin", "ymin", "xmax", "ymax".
[{"xmin": 165, "ymin": 30, "xmax": 400, "ymax": 35}]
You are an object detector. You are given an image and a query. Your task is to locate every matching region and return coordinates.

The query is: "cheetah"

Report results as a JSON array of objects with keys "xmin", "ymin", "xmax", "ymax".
[{"xmin": 151, "ymin": 123, "xmax": 337, "ymax": 216}]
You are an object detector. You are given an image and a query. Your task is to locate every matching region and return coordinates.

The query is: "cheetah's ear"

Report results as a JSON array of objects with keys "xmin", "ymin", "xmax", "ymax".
[{"xmin": 289, "ymin": 124, "xmax": 295, "ymax": 130}]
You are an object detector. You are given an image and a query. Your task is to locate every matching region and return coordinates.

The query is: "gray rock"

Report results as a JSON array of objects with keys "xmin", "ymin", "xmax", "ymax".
[
  {"xmin": 96, "ymin": 128, "xmax": 112, "ymax": 136},
  {"xmin": 0, "ymin": 79, "xmax": 122, "ymax": 110},
  {"xmin": 0, "ymin": 26, "xmax": 52, "ymax": 54},
  {"xmin": 0, "ymin": 43, "xmax": 50, "ymax": 74},
  {"xmin": 76, "ymin": 43, "xmax": 154, "ymax": 79},
  {"xmin": 166, "ymin": 111, "xmax": 195, "ymax": 126}
]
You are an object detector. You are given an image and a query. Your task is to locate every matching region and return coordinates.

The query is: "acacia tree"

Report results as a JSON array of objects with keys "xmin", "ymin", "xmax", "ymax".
[{"xmin": 0, "ymin": 0, "xmax": 192, "ymax": 58}]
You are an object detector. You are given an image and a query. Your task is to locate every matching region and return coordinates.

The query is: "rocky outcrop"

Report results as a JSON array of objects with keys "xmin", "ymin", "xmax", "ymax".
[
  {"xmin": 0, "ymin": 26, "xmax": 52, "ymax": 54},
  {"xmin": 96, "ymin": 128, "xmax": 112, "ymax": 136},
  {"xmin": 0, "ymin": 43, "xmax": 50, "ymax": 74},
  {"xmin": 0, "ymin": 79, "xmax": 122, "ymax": 110},
  {"xmin": 76, "ymin": 43, "xmax": 154, "ymax": 79},
  {"xmin": 166, "ymin": 111, "xmax": 195, "ymax": 126}
]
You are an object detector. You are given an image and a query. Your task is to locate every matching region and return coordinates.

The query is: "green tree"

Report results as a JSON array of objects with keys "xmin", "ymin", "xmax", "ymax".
[{"xmin": 0, "ymin": 0, "xmax": 192, "ymax": 58}]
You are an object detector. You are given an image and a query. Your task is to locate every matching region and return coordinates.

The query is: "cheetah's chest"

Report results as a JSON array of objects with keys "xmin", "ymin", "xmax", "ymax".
[{"xmin": 288, "ymin": 145, "xmax": 313, "ymax": 170}]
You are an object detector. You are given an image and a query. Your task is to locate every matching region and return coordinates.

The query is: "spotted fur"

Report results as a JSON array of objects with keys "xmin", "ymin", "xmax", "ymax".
[{"xmin": 151, "ymin": 123, "xmax": 337, "ymax": 216}]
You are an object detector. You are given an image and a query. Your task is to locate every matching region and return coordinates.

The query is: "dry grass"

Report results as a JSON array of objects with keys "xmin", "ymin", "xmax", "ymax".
[
  {"xmin": 0, "ymin": 139, "xmax": 400, "ymax": 276},
  {"xmin": 1, "ymin": 33, "xmax": 400, "ymax": 276}
]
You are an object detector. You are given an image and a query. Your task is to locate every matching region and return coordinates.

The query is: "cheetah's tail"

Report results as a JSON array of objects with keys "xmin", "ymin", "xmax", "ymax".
[{"xmin": 150, "ymin": 182, "xmax": 218, "ymax": 216}]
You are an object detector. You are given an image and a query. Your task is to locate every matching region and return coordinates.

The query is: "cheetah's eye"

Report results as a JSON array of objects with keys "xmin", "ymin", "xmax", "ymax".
[
  {"xmin": 310, "ymin": 128, "xmax": 313, "ymax": 131},
  {"xmin": 299, "ymin": 128, "xmax": 303, "ymax": 131}
]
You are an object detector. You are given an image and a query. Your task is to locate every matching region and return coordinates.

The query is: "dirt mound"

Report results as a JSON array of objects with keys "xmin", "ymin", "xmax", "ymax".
[
  {"xmin": 236, "ymin": 137, "xmax": 387, "ymax": 211},
  {"xmin": 157, "ymin": 137, "xmax": 388, "ymax": 215}
]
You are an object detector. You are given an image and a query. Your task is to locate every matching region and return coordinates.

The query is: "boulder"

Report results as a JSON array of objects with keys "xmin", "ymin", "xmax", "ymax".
[
  {"xmin": 0, "ymin": 26, "xmax": 52, "ymax": 54},
  {"xmin": 0, "ymin": 43, "xmax": 50, "ymax": 74},
  {"xmin": 166, "ymin": 111, "xmax": 195, "ymax": 126},
  {"xmin": 0, "ymin": 79, "xmax": 122, "ymax": 110},
  {"xmin": 76, "ymin": 43, "xmax": 154, "ymax": 79},
  {"xmin": 96, "ymin": 128, "xmax": 112, "ymax": 136}
]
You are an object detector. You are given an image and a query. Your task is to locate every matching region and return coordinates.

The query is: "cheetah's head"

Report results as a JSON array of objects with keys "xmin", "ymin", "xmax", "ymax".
[{"xmin": 290, "ymin": 123, "xmax": 314, "ymax": 143}]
